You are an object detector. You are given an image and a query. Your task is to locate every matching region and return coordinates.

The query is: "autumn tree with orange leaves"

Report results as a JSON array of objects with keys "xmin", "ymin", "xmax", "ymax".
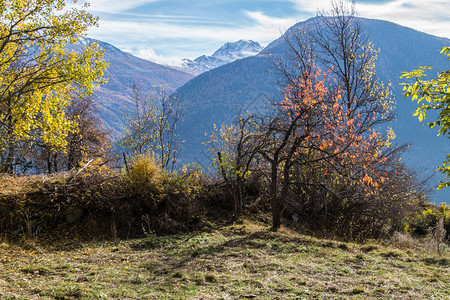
[
  {"xmin": 258, "ymin": 61, "xmax": 425, "ymax": 237},
  {"xmin": 256, "ymin": 65, "xmax": 341, "ymax": 230},
  {"xmin": 256, "ymin": 62, "xmax": 395, "ymax": 232}
]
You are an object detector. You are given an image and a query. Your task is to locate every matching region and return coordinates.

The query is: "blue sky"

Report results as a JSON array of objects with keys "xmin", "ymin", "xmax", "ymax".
[{"xmin": 82, "ymin": 0, "xmax": 450, "ymax": 65}]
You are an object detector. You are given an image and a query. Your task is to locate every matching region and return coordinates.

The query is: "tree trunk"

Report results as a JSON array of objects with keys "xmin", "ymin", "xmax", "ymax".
[
  {"xmin": 270, "ymin": 160, "xmax": 281, "ymax": 231},
  {"xmin": 235, "ymin": 176, "xmax": 243, "ymax": 217},
  {"xmin": 47, "ymin": 153, "xmax": 52, "ymax": 174},
  {"xmin": 4, "ymin": 142, "xmax": 15, "ymax": 174},
  {"xmin": 3, "ymin": 112, "xmax": 15, "ymax": 174},
  {"xmin": 53, "ymin": 153, "xmax": 58, "ymax": 173}
]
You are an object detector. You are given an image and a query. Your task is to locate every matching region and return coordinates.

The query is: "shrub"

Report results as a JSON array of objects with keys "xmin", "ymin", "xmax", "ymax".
[
  {"xmin": 0, "ymin": 154, "xmax": 207, "ymax": 242},
  {"xmin": 108, "ymin": 154, "xmax": 206, "ymax": 236},
  {"xmin": 71, "ymin": 156, "xmax": 206, "ymax": 237},
  {"xmin": 410, "ymin": 203, "xmax": 450, "ymax": 240},
  {"xmin": 125, "ymin": 153, "xmax": 163, "ymax": 197}
]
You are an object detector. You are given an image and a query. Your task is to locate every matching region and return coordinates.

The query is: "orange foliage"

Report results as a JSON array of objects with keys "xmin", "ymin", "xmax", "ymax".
[{"xmin": 278, "ymin": 63, "xmax": 389, "ymax": 195}]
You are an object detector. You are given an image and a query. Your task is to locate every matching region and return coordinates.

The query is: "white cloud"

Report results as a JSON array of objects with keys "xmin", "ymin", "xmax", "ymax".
[
  {"xmin": 287, "ymin": 0, "xmax": 331, "ymax": 13},
  {"xmin": 85, "ymin": 0, "xmax": 450, "ymax": 61},
  {"xmin": 356, "ymin": 0, "xmax": 450, "ymax": 39},
  {"xmin": 88, "ymin": 10, "xmax": 299, "ymax": 56},
  {"xmin": 129, "ymin": 47, "xmax": 184, "ymax": 66},
  {"xmin": 244, "ymin": 11, "xmax": 298, "ymax": 28},
  {"xmin": 85, "ymin": 0, "xmax": 161, "ymax": 14}
]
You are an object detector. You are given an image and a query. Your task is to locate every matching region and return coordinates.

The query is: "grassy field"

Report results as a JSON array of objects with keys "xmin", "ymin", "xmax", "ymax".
[{"xmin": 0, "ymin": 220, "xmax": 449, "ymax": 299}]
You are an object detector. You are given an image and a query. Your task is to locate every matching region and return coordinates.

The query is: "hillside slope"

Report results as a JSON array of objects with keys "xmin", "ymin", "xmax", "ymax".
[{"xmin": 74, "ymin": 38, "xmax": 195, "ymax": 137}]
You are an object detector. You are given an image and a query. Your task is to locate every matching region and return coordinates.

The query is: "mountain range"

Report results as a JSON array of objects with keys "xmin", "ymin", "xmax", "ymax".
[{"xmin": 85, "ymin": 17, "xmax": 450, "ymax": 203}]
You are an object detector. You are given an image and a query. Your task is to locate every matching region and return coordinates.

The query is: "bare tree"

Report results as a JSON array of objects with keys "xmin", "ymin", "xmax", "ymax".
[
  {"xmin": 208, "ymin": 113, "xmax": 262, "ymax": 221},
  {"xmin": 122, "ymin": 84, "xmax": 184, "ymax": 171},
  {"xmin": 65, "ymin": 95, "xmax": 110, "ymax": 170},
  {"xmin": 155, "ymin": 91, "xmax": 184, "ymax": 171},
  {"xmin": 122, "ymin": 84, "xmax": 157, "ymax": 156},
  {"xmin": 312, "ymin": 0, "xmax": 394, "ymax": 130}
]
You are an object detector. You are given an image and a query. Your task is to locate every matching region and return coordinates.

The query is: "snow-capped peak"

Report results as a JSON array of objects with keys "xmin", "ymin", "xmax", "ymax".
[
  {"xmin": 180, "ymin": 40, "xmax": 263, "ymax": 75},
  {"xmin": 212, "ymin": 40, "xmax": 263, "ymax": 61}
]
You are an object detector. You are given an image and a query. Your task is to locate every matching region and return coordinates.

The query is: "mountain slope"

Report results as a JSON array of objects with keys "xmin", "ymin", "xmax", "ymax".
[
  {"xmin": 174, "ymin": 17, "xmax": 450, "ymax": 203},
  {"xmin": 75, "ymin": 38, "xmax": 194, "ymax": 137}
]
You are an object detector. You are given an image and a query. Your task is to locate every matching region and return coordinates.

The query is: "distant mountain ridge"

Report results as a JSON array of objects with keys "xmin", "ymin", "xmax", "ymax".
[{"xmin": 180, "ymin": 40, "xmax": 263, "ymax": 74}]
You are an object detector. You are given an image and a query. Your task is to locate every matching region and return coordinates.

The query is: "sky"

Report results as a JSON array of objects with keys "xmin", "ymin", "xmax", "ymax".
[{"xmin": 81, "ymin": 0, "xmax": 450, "ymax": 66}]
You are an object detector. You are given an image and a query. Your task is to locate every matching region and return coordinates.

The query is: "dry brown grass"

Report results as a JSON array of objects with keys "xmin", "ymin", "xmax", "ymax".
[
  {"xmin": 390, "ymin": 232, "xmax": 420, "ymax": 250},
  {"xmin": 0, "ymin": 173, "xmax": 69, "ymax": 196}
]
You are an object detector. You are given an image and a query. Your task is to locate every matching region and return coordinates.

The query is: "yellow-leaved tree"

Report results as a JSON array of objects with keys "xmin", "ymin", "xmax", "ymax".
[{"xmin": 0, "ymin": 0, "xmax": 107, "ymax": 172}]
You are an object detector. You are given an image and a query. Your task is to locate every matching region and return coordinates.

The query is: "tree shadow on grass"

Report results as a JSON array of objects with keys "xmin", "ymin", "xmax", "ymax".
[{"xmin": 142, "ymin": 229, "xmax": 322, "ymax": 272}]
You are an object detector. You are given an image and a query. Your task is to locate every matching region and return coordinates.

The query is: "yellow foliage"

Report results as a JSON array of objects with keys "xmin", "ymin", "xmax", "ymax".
[
  {"xmin": 127, "ymin": 153, "xmax": 162, "ymax": 192},
  {"xmin": 0, "ymin": 0, "xmax": 108, "ymax": 155},
  {"xmin": 385, "ymin": 127, "xmax": 396, "ymax": 147}
]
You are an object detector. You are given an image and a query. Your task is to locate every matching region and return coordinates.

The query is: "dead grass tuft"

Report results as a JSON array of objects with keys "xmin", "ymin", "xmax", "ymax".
[{"xmin": 391, "ymin": 231, "xmax": 419, "ymax": 249}]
